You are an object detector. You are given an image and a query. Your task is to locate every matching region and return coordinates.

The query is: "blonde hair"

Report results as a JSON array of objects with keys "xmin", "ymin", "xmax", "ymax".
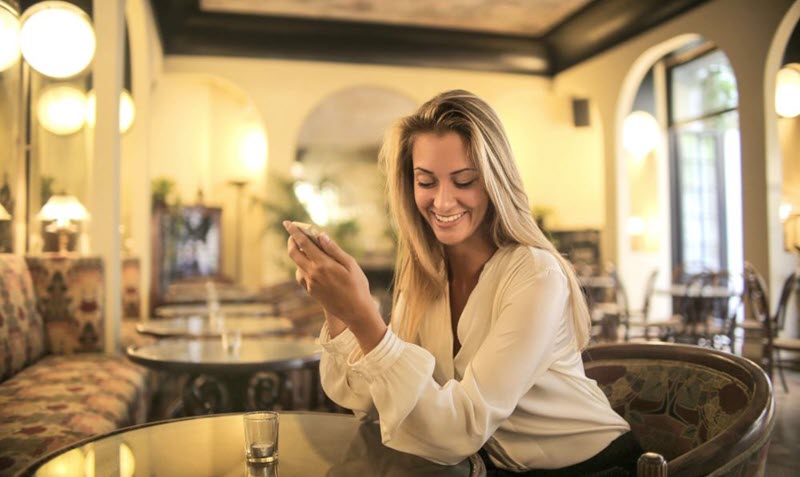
[{"xmin": 380, "ymin": 90, "xmax": 591, "ymax": 350}]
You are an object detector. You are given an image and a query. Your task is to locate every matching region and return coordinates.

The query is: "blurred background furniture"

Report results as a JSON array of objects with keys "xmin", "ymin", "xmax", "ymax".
[
  {"xmin": 0, "ymin": 254, "xmax": 150, "ymax": 477},
  {"xmin": 744, "ymin": 264, "xmax": 800, "ymax": 393},
  {"xmin": 583, "ymin": 342, "xmax": 774, "ymax": 477}
]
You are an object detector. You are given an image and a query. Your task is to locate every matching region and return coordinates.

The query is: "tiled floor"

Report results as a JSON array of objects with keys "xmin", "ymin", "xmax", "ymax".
[{"xmin": 766, "ymin": 367, "xmax": 800, "ymax": 477}]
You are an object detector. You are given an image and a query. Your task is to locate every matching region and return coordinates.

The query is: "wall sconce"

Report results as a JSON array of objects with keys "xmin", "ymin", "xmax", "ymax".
[
  {"xmin": 85, "ymin": 88, "xmax": 135, "ymax": 133},
  {"xmin": 0, "ymin": 1, "xmax": 20, "ymax": 72},
  {"xmin": 622, "ymin": 110, "xmax": 660, "ymax": 159},
  {"xmin": 19, "ymin": 1, "xmax": 95, "ymax": 79},
  {"xmin": 776, "ymin": 63, "xmax": 800, "ymax": 118},
  {"xmin": 36, "ymin": 194, "xmax": 89, "ymax": 254},
  {"xmin": 36, "ymin": 83, "xmax": 86, "ymax": 135}
]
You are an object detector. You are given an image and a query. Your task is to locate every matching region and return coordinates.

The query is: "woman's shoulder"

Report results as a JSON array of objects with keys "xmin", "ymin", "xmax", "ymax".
[{"xmin": 498, "ymin": 245, "xmax": 563, "ymax": 275}]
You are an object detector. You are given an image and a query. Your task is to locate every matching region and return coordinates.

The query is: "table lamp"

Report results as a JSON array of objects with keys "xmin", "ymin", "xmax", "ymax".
[{"xmin": 36, "ymin": 194, "xmax": 89, "ymax": 254}]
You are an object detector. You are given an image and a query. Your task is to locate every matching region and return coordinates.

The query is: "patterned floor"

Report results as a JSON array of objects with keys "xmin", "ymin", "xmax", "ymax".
[{"xmin": 766, "ymin": 367, "xmax": 800, "ymax": 476}]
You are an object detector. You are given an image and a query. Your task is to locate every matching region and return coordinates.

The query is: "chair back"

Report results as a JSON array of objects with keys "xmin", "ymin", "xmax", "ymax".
[
  {"xmin": 640, "ymin": 269, "xmax": 659, "ymax": 318},
  {"xmin": 773, "ymin": 272, "xmax": 798, "ymax": 334},
  {"xmin": 583, "ymin": 342, "xmax": 774, "ymax": 477}
]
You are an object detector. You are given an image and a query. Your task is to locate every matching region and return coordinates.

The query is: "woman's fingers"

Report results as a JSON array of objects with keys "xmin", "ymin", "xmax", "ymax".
[
  {"xmin": 283, "ymin": 221, "xmax": 327, "ymax": 263},
  {"xmin": 295, "ymin": 268, "xmax": 308, "ymax": 291},
  {"xmin": 318, "ymin": 233, "xmax": 354, "ymax": 268},
  {"xmin": 287, "ymin": 235, "xmax": 312, "ymax": 271}
]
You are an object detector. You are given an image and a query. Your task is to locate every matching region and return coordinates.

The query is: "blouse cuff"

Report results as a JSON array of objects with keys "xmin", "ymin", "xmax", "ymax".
[
  {"xmin": 318, "ymin": 321, "xmax": 358, "ymax": 355},
  {"xmin": 347, "ymin": 328, "xmax": 405, "ymax": 381}
]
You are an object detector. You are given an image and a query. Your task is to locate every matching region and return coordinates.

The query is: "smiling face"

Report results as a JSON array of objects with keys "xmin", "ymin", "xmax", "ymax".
[{"xmin": 411, "ymin": 132, "xmax": 491, "ymax": 249}]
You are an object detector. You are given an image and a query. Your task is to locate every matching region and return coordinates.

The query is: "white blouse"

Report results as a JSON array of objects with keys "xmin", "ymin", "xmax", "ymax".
[{"xmin": 318, "ymin": 245, "xmax": 630, "ymax": 472}]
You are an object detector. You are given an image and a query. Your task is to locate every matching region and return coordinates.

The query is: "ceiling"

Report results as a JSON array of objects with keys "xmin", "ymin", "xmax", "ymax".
[{"xmin": 150, "ymin": 0, "xmax": 710, "ymax": 75}]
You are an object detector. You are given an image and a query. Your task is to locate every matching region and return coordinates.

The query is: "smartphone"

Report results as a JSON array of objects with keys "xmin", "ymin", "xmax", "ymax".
[{"xmin": 291, "ymin": 221, "xmax": 322, "ymax": 247}]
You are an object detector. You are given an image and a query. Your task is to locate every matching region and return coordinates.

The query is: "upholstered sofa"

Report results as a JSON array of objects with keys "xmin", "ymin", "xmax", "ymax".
[{"xmin": 0, "ymin": 254, "xmax": 150, "ymax": 477}]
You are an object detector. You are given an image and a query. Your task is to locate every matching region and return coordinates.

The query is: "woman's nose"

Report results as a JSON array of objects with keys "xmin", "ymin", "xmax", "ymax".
[{"xmin": 434, "ymin": 183, "xmax": 455, "ymax": 210}]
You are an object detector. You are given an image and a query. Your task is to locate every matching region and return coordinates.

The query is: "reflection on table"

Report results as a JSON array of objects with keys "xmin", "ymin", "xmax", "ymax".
[
  {"xmin": 20, "ymin": 413, "xmax": 485, "ymax": 477},
  {"xmin": 127, "ymin": 338, "xmax": 322, "ymax": 414},
  {"xmin": 154, "ymin": 302, "xmax": 279, "ymax": 318},
  {"xmin": 136, "ymin": 316, "xmax": 294, "ymax": 338}
]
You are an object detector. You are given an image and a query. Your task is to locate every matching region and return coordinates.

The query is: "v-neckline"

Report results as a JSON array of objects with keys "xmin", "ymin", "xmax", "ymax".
[{"xmin": 445, "ymin": 247, "xmax": 503, "ymax": 361}]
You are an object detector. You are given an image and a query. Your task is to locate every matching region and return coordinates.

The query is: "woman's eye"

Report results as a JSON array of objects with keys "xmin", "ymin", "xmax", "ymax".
[
  {"xmin": 454, "ymin": 180, "xmax": 476, "ymax": 188},
  {"xmin": 416, "ymin": 181, "xmax": 435, "ymax": 188}
]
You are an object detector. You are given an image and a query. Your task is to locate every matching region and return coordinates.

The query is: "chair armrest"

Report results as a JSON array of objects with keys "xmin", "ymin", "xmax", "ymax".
[{"xmin": 638, "ymin": 452, "xmax": 667, "ymax": 477}]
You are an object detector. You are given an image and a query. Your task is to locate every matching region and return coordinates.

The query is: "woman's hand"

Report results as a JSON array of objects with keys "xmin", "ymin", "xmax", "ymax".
[{"xmin": 284, "ymin": 221, "xmax": 386, "ymax": 352}]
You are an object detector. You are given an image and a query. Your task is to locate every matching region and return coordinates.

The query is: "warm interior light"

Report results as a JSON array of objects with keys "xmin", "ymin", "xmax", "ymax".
[
  {"xmin": 20, "ymin": 1, "xmax": 95, "ymax": 79},
  {"xmin": 119, "ymin": 442, "xmax": 135, "ymax": 477},
  {"xmin": 780, "ymin": 203, "xmax": 794, "ymax": 222},
  {"xmin": 776, "ymin": 64, "xmax": 800, "ymax": 118},
  {"xmin": 0, "ymin": 202, "xmax": 10, "ymax": 220},
  {"xmin": 36, "ymin": 84, "xmax": 87, "ymax": 135},
  {"xmin": 0, "ymin": 2, "xmax": 20, "ymax": 72},
  {"xmin": 36, "ymin": 447, "xmax": 85, "ymax": 477},
  {"xmin": 85, "ymin": 89, "xmax": 136, "ymax": 133},
  {"xmin": 626, "ymin": 216, "xmax": 646, "ymax": 236},
  {"xmin": 622, "ymin": 111, "xmax": 660, "ymax": 159},
  {"xmin": 239, "ymin": 127, "xmax": 268, "ymax": 175},
  {"xmin": 37, "ymin": 194, "xmax": 89, "ymax": 253}
]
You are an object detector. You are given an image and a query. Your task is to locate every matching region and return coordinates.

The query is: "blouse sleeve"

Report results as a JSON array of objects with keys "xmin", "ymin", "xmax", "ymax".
[
  {"xmin": 346, "ymin": 264, "xmax": 569, "ymax": 465},
  {"xmin": 318, "ymin": 321, "xmax": 377, "ymax": 420}
]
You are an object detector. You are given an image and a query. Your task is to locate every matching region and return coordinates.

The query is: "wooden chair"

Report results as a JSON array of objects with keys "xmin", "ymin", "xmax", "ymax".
[
  {"xmin": 743, "ymin": 264, "xmax": 799, "ymax": 392},
  {"xmin": 583, "ymin": 342, "xmax": 775, "ymax": 477}
]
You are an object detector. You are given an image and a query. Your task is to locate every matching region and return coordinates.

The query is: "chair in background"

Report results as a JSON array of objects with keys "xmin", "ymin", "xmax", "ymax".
[
  {"xmin": 743, "ymin": 264, "xmax": 799, "ymax": 392},
  {"xmin": 583, "ymin": 342, "xmax": 775, "ymax": 477},
  {"xmin": 615, "ymin": 269, "xmax": 685, "ymax": 342}
]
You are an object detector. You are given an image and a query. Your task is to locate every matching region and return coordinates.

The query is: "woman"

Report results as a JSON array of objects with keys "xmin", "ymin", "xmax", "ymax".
[{"xmin": 284, "ymin": 90, "xmax": 640, "ymax": 476}]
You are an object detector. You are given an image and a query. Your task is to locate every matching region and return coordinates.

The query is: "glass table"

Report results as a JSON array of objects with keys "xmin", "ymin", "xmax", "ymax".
[
  {"xmin": 155, "ymin": 302, "xmax": 280, "ymax": 319},
  {"xmin": 19, "ymin": 412, "xmax": 485, "ymax": 477},
  {"xmin": 136, "ymin": 316, "xmax": 294, "ymax": 339},
  {"xmin": 127, "ymin": 338, "xmax": 322, "ymax": 415}
]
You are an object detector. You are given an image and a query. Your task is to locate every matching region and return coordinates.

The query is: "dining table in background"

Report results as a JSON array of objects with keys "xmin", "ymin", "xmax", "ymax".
[
  {"xmin": 127, "ymin": 338, "xmax": 322, "ymax": 416},
  {"xmin": 136, "ymin": 316, "xmax": 294, "ymax": 339},
  {"xmin": 154, "ymin": 302, "xmax": 280, "ymax": 319},
  {"xmin": 18, "ymin": 412, "xmax": 486, "ymax": 477}
]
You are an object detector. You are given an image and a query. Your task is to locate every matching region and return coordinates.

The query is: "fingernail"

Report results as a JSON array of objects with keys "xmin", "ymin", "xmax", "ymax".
[
  {"xmin": 320, "ymin": 233, "xmax": 330, "ymax": 244},
  {"xmin": 282, "ymin": 220, "xmax": 290, "ymax": 229}
]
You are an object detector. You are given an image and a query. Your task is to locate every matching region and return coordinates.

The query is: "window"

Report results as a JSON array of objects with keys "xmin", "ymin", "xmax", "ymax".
[{"xmin": 667, "ymin": 47, "xmax": 739, "ymax": 276}]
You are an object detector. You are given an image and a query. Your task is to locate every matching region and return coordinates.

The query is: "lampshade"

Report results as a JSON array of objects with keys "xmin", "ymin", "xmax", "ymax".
[
  {"xmin": 776, "ymin": 64, "xmax": 800, "ymax": 118},
  {"xmin": 19, "ymin": 1, "xmax": 95, "ymax": 79},
  {"xmin": 622, "ymin": 111, "xmax": 660, "ymax": 158},
  {"xmin": 0, "ymin": 202, "xmax": 11, "ymax": 220},
  {"xmin": 37, "ymin": 194, "xmax": 89, "ymax": 228},
  {"xmin": 36, "ymin": 83, "xmax": 87, "ymax": 135},
  {"xmin": 85, "ymin": 88, "xmax": 136, "ymax": 133},
  {"xmin": 0, "ymin": 1, "xmax": 20, "ymax": 72}
]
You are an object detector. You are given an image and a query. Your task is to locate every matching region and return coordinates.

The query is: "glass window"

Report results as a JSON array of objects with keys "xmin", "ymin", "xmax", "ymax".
[{"xmin": 670, "ymin": 50, "xmax": 738, "ymax": 124}]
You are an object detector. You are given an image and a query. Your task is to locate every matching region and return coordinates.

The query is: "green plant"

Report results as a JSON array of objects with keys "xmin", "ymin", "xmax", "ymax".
[{"xmin": 151, "ymin": 177, "xmax": 177, "ymax": 210}]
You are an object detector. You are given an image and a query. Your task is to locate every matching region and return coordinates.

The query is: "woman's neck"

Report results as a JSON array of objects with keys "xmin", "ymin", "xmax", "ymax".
[{"xmin": 445, "ymin": 234, "xmax": 497, "ymax": 285}]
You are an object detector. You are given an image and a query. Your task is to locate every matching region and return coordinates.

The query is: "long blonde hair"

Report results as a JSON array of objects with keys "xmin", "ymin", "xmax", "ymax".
[{"xmin": 380, "ymin": 90, "xmax": 592, "ymax": 350}]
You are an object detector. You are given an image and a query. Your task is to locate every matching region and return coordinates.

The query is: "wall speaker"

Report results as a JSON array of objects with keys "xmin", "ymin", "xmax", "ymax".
[{"xmin": 572, "ymin": 98, "xmax": 590, "ymax": 127}]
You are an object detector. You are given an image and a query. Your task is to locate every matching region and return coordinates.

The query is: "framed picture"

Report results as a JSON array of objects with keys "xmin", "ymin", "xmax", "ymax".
[{"xmin": 150, "ymin": 205, "xmax": 223, "ymax": 308}]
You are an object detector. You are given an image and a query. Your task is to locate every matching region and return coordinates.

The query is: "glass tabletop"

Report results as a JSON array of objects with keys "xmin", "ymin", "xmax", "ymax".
[
  {"xmin": 155, "ymin": 303, "xmax": 279, "ymax": 318},
  {"xmin": 21, "ymin": 412, "xmax": 483, "ymax": 477},
  {"xmin": 136, "ymin": 316, "xmax": 294, "ymax": 338},
  {"xmin": 126, "ymin": 338, "xmax": 322, "ymax": 374}
]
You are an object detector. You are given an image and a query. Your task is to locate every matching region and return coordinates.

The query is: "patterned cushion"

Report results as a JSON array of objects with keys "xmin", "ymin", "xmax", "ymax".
[
  {"xmin": 585, "ymin": 360, "xmax": 750, "ymax": 461},
  {"xmin": 0, "ymin": 255, "xmax": 46, "ymax": 380},
  {"xmin": 0, "ymin": 354, "xmax": 148, "ymax": 477},
  {"xmin": 26, "ymin": 256, "xmax": 105, "ymax": 354}
]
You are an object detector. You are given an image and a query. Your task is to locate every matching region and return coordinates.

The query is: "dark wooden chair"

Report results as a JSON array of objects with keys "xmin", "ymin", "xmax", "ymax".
[
  {"xmin": 743, "ymin": 264, "xmax": 799, "ymax": 392},
  {"xmin": 583, "ymin": 342, "xmax": 775, "ymax": 477},
  {"xmin": 615, "ymin": 270, "xmax": 684, "ymax": 342}
]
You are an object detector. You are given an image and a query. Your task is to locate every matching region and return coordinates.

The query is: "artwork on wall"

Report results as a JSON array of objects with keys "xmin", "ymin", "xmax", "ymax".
[{"xmin": 151, "ymin": 205, "xmax": 223, "ymax": 307}]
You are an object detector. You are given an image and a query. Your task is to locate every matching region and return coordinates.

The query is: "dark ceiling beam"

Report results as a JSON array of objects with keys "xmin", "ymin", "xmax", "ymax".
[
  {"xmin": 545, "ymin": 0, "xmax": 710, "ymax": 74},
  {"xmin": 150, "ymin": 0, "xmax": 549, "ymax": 75},
  {"xmin": 150, "ymin": 0, "xmax": 710, "ymax": 77}
]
